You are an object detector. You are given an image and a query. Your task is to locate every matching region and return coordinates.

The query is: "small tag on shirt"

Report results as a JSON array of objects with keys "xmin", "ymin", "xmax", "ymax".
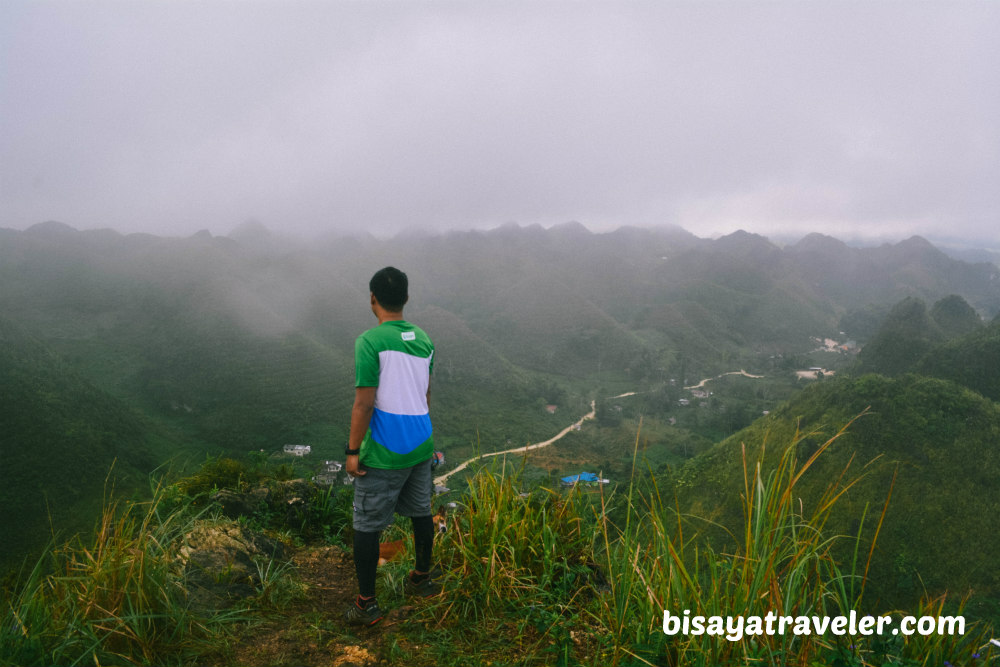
[{"xmin": 401, "ymin": 331, "xmax": 416, "ymax": 341}]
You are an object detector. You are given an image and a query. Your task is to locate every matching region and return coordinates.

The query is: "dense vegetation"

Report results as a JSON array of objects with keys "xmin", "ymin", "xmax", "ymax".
[
  {"xmin": 4, "ymin": 436, "xmax": 995, "ymax": 666},
  {"xmin": 3, "ymin": 220, "xmax": 1000, "ymax": 664},
  {"xmin": 0, "ymin": 317, "xmax": 169, "ymax": 567},
  {"xmin": 669, "ymin": 374, "xmax": 1000, "ymax": 618}
]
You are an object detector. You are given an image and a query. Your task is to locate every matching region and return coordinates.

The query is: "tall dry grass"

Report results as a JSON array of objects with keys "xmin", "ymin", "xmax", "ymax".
[
  {"xmin": 428, "ymin": 416, "xmax": 995, "ymax": 666},
  {"xmin": 2, "ymin": 480, "xmax": 263, "ymax": 666}
]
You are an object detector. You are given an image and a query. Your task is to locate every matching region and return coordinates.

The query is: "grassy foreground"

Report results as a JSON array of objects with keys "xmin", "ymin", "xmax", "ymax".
[
  {"xmin": 3, "ymin": 420, "xmax": 996, "ymax": 666},
  {"xmin": 1, "ymin": 483, "xmax": 257, "ymax": 666}
]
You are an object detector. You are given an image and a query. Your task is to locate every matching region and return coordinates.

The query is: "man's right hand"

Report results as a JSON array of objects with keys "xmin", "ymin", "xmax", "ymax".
[
  {"xmin": 347, "ymin": 387, "xmax": 375, "ymax": 478},
  {"xmin": 346, "ymin": 454, "xmax": 366, "ymax": 477}
]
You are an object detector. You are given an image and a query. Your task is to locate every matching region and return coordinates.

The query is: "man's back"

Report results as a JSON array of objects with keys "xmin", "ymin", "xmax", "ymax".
[
  {"xmin": 344, "ymin": 266, "xmax": 442, "ymax": 627},
  {"xmin": 355, "ymin": 319, "xmax": 434, "ymax": 469}
]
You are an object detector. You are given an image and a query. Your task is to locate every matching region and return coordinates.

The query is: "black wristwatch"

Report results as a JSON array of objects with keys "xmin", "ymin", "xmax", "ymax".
[{"xmin": 345, "ymin": 445, "xmax": 361, "ymax": 456}]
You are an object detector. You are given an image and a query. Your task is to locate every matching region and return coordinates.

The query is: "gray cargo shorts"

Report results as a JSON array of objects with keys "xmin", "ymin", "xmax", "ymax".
[{"xmin": 352, "ymin": 458, "xmax": 433, "ymax": 533}]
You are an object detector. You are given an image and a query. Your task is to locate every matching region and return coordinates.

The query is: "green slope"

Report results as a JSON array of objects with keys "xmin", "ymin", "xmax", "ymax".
[
  {"xmin": 671, "ymin": 373, "xmax": 1000, "ymax": 617},
  {"xmin": 3, "ymin": 220, "xmax": 999, "ymax": 583},
  {"xmin": 854, "ymin": 296, "xmax": 945, "ymax": 376},
  {"xmin": 0, "ymin": 318, "xmax": 170, "ymax": 571},
  {"xmin": 917, "ymin": 320, "xmax": 1000, "ymax": 402}
]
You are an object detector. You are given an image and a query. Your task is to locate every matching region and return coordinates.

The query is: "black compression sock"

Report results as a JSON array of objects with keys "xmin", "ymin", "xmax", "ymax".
[
  {"xmin": 411, "ymin": 514, "xmax": 434, "ymax": 574},
  {"xmin": 353, "ymin": 530, "xmax": 381, "ymax": 598}
]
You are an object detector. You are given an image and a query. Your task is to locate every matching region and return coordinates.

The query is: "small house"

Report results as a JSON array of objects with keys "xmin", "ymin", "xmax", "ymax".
[{"xmin": 283, "ymin": 444, "xmax": 311, "ymax": 457}]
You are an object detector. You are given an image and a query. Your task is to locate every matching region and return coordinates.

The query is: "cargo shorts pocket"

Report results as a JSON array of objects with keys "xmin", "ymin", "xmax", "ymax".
[{"xmin": 352, "ymin": 473, "xmax": 399, "ymax": 533}]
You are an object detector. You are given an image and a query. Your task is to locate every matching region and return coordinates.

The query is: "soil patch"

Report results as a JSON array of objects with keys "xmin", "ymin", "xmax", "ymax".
[{"xmin": 229, "ymin": 545, "xmax": 406, "ymax": 667}]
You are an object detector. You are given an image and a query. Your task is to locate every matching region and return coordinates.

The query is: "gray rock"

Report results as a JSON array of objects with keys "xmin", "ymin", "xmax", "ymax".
[{"xmin": 176, "ymin": 521, "xmax": 287, "ymax": 610}]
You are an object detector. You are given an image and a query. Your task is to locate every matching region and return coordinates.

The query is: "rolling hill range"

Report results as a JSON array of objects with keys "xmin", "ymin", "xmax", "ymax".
[
  {"xmin": 851, "ymin": 292, "xmax": 1000, "ymax": 402},
  {"xmin": 0, "ymin": 317, "xmax": 169, "ymax": 568},
  {"xmin": 667, "ymin": 296, "xmax": 1000, "ymax": 621},
  {"xmin": 2, "ymin": 220, "xmax": 999, "ymax": 574}
]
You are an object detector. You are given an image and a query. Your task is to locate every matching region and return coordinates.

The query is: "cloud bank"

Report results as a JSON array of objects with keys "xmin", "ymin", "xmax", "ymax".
[{"xmin": 1, "ymin": 1, "xmax": 997, "ymax": 243}]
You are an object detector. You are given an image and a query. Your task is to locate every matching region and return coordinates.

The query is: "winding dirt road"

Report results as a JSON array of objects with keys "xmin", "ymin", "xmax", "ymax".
[
  {"xmin": 684, "ymin": 369, "xmax": 763, "ymax": 390},
  {"xmin": 433, "ymin": 400, "xmax": 597, "ymax": 487}
]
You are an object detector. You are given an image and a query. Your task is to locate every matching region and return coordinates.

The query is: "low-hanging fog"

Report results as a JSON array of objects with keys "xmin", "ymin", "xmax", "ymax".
[{"xmin": 1, "ymin": 1, "xmax": 998, "ymax": 245}]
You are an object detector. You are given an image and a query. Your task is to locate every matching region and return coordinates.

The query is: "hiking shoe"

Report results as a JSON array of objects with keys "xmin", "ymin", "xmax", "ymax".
[
  {"xmin": 344, "ymin": 598, "xmax": 383, "ymax": 627},
  {"xmin": 405, "ymin": 572, "xmax": 442, "ymax": 597}
]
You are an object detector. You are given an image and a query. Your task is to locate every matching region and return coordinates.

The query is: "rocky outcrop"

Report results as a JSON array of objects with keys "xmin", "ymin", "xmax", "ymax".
[
  {"xmin": 176, "ymin": 521, "xmax": 286, "ymax": 610},
  {"xmin": 210, "ymin": 478, "xmax": 317, "ymax": 524}
]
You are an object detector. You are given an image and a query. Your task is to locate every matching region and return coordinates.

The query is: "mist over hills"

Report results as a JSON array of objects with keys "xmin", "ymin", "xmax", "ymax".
[
  {"xmin": 2, "ymin": 220, "xmax": 999, "ymax": 575},
  {"xmin": 669, "ymin": 292, "xmax": 1000, "ymax": 618}
]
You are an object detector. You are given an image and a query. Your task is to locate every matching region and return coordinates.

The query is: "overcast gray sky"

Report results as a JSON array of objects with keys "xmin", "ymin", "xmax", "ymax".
[{"xmin": 2, "ymin": 1, "xmax": 998, "ymax": 243}]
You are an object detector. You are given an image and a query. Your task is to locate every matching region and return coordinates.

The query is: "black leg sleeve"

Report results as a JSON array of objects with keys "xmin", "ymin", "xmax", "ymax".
[
  {"xmin": 411, "ymin": 514, "xmax": 434, "ymax": 573},
  {"xmin": 353, "ymin": 529, "xmax": 381, "ymax": 598}
]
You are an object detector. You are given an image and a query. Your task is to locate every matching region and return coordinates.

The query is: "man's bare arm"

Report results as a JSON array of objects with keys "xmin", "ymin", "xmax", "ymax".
[{"xmin": 346, "ymin": 386, "xmax": 376, "ymax": 477}]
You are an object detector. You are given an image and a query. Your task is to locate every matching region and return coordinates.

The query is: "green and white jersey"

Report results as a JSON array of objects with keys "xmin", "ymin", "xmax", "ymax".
[{"xmin": 355, "ymin": 320, "xmax": 434, "ymax": 469}]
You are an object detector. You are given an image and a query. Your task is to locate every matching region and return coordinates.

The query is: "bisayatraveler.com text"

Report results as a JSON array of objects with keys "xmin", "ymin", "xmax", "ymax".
[{"xmin": 663, "ymin": 609, "xmax": 965, "ymax": 642}]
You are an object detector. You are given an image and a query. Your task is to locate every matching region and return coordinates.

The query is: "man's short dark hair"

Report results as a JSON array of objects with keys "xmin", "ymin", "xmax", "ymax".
[{"xmin": 370, "ymin": 266, "xmax": 408, "ymax": 311}]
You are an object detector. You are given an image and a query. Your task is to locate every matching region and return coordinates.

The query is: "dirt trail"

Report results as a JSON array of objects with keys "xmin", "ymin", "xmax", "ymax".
[
  {"xmin": 231, "ymin": 392, "xmax": 639, "ymax": 665},
  {"xmin": 230, "ymin": 544, "xmax": 420, "ymax": 667},
  {"xmin": 434, "ymin": 400, "xmax": 597, "ymax": 487}
]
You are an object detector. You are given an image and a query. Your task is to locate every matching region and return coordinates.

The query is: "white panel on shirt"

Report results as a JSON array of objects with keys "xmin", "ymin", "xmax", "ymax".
[{"xmin": 375, "ymin": 350, "xmax": 431, "ymax": 416}]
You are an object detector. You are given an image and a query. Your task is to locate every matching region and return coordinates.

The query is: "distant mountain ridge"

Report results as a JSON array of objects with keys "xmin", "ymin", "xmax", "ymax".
[
  {"xmin": 2, "ymin": 220, "xmax": 1000, "ymax": 572},
  {"xmin": 4, "ymin": 220, "xmax": 998, "ymax": 392},
  {"xmin": 666, "ymin": 289, "xmax": 1000, "ymax": 620}
]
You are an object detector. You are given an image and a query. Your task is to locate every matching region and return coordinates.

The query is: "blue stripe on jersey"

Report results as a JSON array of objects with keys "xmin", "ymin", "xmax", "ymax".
[{"xmin": 369, "ymin": 408, "xmax": 432, "ymax": 454}]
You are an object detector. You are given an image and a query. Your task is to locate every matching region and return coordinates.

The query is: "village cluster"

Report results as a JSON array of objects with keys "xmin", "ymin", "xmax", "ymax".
[
  {"xmin": 278, "ymin": 445, "xmax": 455, "ymax": 492},
  {"xmin": 280, "ymin": 441, "xmax": 608, "ymax": 494}
]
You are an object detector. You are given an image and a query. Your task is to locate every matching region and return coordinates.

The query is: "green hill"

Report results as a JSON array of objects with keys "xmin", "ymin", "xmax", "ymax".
[
  {"xmin": 917, "ymin": 319, "xmax": 1000, "ymax": 402},
  {"xmin": 854, "ymin": 296, "xmax": 946, "ymax": 376},
  {"xmin": 2, "ymin": 220, "xmax": 999, "ymax": 578},
  {"xmin": 0, "ymin": 225, "xmax": 578, "ymax": 568},
  {"xmin": 930, "ymin": 293, "xmax": 985, "ymax": 338},
  {"xmin": 851, "ymin": 294, "xmax": 1000, "ymax": 402},
  {"xmin": 0, "ymin": 318, "xmax": 170, "ymax": 571},
  {"xmin": 670, "ymin": 373, "xmax": 1000, "ymax": 617}
]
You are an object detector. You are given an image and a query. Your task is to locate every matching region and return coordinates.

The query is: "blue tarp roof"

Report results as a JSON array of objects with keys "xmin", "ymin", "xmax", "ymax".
[{"xmin": 561, "ymin": 472, "xmax": 599, "ymax": 484}]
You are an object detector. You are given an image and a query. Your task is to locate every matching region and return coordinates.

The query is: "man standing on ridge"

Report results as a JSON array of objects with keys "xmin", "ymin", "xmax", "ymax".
[{"xmin": 344, "ymin": 266, "xmax": 440, "ymax": 627}]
